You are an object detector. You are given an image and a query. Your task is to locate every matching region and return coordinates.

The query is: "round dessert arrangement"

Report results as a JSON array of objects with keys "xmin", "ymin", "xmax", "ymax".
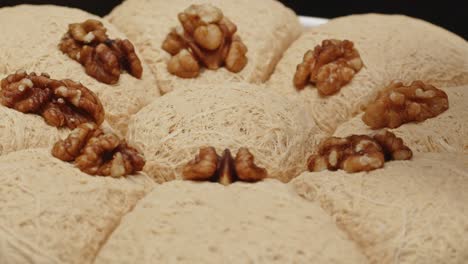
[{"xmin": 0, "ymin": 1, "xmax": 467, "ymax": 264}]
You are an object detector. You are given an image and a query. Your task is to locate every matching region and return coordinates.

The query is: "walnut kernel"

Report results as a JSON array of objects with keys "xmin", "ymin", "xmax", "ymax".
[
  {"xmin": 0, "ymin": 71, "xmax": 104, "ymax": 129},
  {"xmin": 294, "ymin": 39, "xmax": 363, "ymax": 96},
  {"xmin": 234, "ymin": 147, "xmax": 268, "ymax": 182},
  {"xmin": 162, "ymin": 4, "xmax": 248, "ymax": 78},
  {"xmin": 52, "ymin": 123, "xmax": 145, "ymax": 177},
  {"xmin": 307, "ymin": 130, "xmax": 412, "ymax": 173},
  {"xmin": 59, "ymin": 19, "xmax": 143, "ymax": 84},
  {"xmin": 182, "ymin": 146, "xmax": 218, "ymax": 181},
  {"xmin": 363, "ymin": 81, "xmax": 449, "ymax": 129},
  {"xmin": 182, "ymin": 146, "xmax": 267, "ymax": 185},
  {"xmin": 373, "ymin": 130, "xmax": 413, "ymax": 161},
  {"xmin": 167, "ymin": 49, "xmax": 200, "ymax": 78}
]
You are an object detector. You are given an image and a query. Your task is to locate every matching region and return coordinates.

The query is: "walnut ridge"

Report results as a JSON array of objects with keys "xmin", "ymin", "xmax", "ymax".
[
  {"xmin": 162, "ymin": 4, "xmax": 248, "ymax": 78},
  {"xmin": 183, "ymin": 146, "xmax": 267, "ymax": 185},
  {"xmin": 59, "ymin": 19, "xmax": 143, "ymax": 84},
  {"xmin": 307, "ymin": 130, "xmax": 412, "ymax": 173},
  {"xmin": 52, "ymin": 123, "xmax": 145, "ymax": 177},
  {"xmin": 294, "ymin": 39, "xmax": 363, "ymax": 96},
  {"xmin": 0, "ymin": 71, "xmax": 104, "ymax": 129},
  {"xmin": 363, "ymin": 80, "xmax": 449, "ymax": 129}
]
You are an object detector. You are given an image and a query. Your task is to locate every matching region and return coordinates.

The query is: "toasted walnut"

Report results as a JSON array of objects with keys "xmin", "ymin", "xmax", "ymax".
[
  {"xmin": 167, "ymin": 49, "xmax": 200, "ymax": 78},
  {"xmin": 105, "ymin": 39, "xmax": 143, "ymax": 79},
  {"xmin": 234, "ymin": 147, "xmax": 268, "ymax": 182},
  {"xmin": 182, "ymin": 146, "xmax": 267, "ymax": 185},
  {"xmin": 69, "ymin": 19, "xmax": 108, "ymax": 44},
  {"xmin": 307, "ymin": 130, "xmax": 411, "ymax": 173},
  {"xmin": 0, "ymin": 71, "xmax": 104, "ymax": 129},
  {"xmin": 59, "ymin": 19, "xmax": 143, "ymax": 84},
  {"xmin": 363, "ymin": 81, "xmax": 449, "ymax": 129},
  {"xmin": 225, "ymin": 36, "xmax": 248, "ymax": 73},
  {"xmin": 51, "ymin": 123, "xmax": 97, "ymax": 161},
  {"xmin": 294, "ymin": 39, "xmax": 363, "ymax": 96},
  {"xmin": 182, "ymin": 146, "xmax": 218, "ymax": 181},
  {"xmin": 161, "ymin": 4, "xmax": 248, "ymax": 78},
  {"xmin": 52, "ymin": 123, "xmax": 145, "ymax": 177},
  {"xmin": 0, "ymin": 71, "xmax": 54, "ymax": 112},
  {"xmin": 79, "ymin": 44, "xmax": 121, "ymax": 84},
  {"xmin": 373, "ymin": 130, "xmax": 413, "ymax": 161}
]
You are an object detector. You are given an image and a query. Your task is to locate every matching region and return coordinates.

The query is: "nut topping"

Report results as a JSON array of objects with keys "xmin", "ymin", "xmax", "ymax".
[
  {"xmin": 59, "ymin": 19, "xmax": 143, "ymax": 84},
  {"xmin": 373, "ymin": 130, "xmax": 413, "ymax": 161},
  {"xmin": 182, "ymin": 146, "xmax": 218, "ymax": 180},
  {"xmin": 0, "ymin": 71, "xmax": 104, "ymax": 129},
  {"xmin": 52, "ymin": 123, "xmax": 145, "ymax": 177},
  {"xmin": 294, "ymin": 39, "xmax": 363, "ymax": 96},
  {"xmin": 234, "ymin": 147, "xmax": 268, "ymax": 182},
  {"xmin": 307, "ymin": 130, "xmax": 412, "ymax": 173},
  {"xmin": 162, "ymin": 4, "xmax": 248, "ymax": 78},
  {"xmin": 183, "ymin": 146, "xmax": 267, "ymax": 185},
  {"xmin": 362, "ymin": 81, "xmax": 449, "ymax": 129}
]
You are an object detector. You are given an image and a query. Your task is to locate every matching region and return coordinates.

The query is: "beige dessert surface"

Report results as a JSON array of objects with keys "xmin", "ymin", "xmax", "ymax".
[
  {"xmin": 334, "ymin": 85, "xmax": 468, "ymax": 153},
  {"xmin": 95, "ymin": 180, "xmax": 367, "ymax": 264},
  {"xmin": 0, "ymin": 148, "xmax": 154, "ymax": 264},
  {"xmin": 106, "ymin": 0, "xmax": 302, "ymax": 94},
  {"xmin": 0, "ymin": 107, "xmax": 70, "ymax": 156},
  {"xmin": 0, "ymin": 5, "xmax": 160, "ymax": 135},
  {"xmin": 291, "ymin": 152, "xmax": 468, "ymax": 264},
  {"xmin": 268, "ymin": 14, "xmax": 468, "ymax": 135},
  {"xmin": 126, "ymin": 82, "xmax": 323, "ymax": 183},
  {"xmin": 0, "ymin": 4, "xmax": 467, "ymax": 263}
]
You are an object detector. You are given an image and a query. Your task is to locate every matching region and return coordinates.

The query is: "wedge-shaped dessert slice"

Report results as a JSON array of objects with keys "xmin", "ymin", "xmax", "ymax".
[
  {"xmin": 0, "ymin": 149, "xmax": 154, "ymax": 264},
  {"xmin": 291, "ymin": 152, "xmax": 468, "ymax": 264},
  {"xmin": 0, "ymin": 5, "xmax": 160, "ymax": 134},
  {"xmin": 126, "ymin": 83, "xmax": 324, "ymax": 183},
  {"xmin": 268, "ymin": 14, "xmax": 468, "ymax": 135},
  {"xmin": 334, "ymin": 85, "xmax": 467, "ymax": 153},
  {"xmin": 95, "ymin": 180, "xmax": 367, "ymax": 263},
  {"xmin": 106, "ymin": 0, "xmax": 302, "ymax": 94}
]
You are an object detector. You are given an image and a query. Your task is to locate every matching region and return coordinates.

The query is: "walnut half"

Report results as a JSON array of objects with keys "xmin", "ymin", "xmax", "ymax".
[
  {"xmin": 362, "ymin": 81, "xmax": 449, "ymax": 129},
  {"xmin": 0, "ymin": 71, "xmax": 104, "ymax": 129},
  {"xmin": 182, "ymin": 146, "xmax": 267, "ymax": 185},
  {"xmin": 307, "ymin": 130, "xmax": 412, "ymax": 173},
  {"xmin": 59, "ymin": 19, "xmax": 143, "ymax": 84},
  {"xmin": 293, "ymin": 39, "xmax": 363, "ymax": 96},
  {"xmin": 52, "ymin": 123, "xmax": 145, "ymax": 177},
  {"xmin": 161, "ymin": 4, "xmax": 248, "ymax": 78}
]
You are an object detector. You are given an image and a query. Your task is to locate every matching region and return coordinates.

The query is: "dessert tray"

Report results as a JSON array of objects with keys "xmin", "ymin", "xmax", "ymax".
[{"xmin": 0, "ymin": 2, "xmax": 467, "ymax": 264}]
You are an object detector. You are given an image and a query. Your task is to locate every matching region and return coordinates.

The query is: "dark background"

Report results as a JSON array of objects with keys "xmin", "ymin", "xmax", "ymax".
[{"xmin": 1, "ymin": 0, "xmax": 466, "ymax": 39}]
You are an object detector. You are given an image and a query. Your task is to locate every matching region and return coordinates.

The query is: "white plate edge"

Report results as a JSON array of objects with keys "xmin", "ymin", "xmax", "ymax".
[{"xmin": 299, "ymin": 16, "xmax": 329, "ymax": 28}]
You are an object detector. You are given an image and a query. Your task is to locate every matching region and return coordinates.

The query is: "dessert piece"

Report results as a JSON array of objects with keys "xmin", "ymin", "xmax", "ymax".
[
  {"xmin": 268, "ymin": 14, "xmax": 468, "ymax": 135},
  {"xmin": 334, "ymin": 85, "xmax": 467, "ymax": 154},
  {"xmin": 292, "ymin": 152, "xmax": 468, "ymax": 264},
  {"xmin": 1, "ymin": 71, "xmax": 105, "ymax": 129},
  {"xmin": 0, "ymin": 5, "xmax": 160, "ymax": 134},
  {"xmin": 308, "ymin": 130, "xmax": 412, "ymax": 173},
  {"xmin": 94, "ymin": 180, "xmax": 367, "ymax": 264},
  {"xmin": 183, "ymin": 147, "xmax": 267, "ymax": 185},
  {"xmin": 0, "ymin": 148, "xmax": 154, "ymax": 264},
  {"xmin": 52, "ymin": 123, "xmax": 145, "ymax": 177},
  {"xmin": 107, "ymin": 0, "xmax": 302, "ymax": 94},
  {"xmin": 126, "ymin": 83, "xmax": 324, "ymax": 183}
]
